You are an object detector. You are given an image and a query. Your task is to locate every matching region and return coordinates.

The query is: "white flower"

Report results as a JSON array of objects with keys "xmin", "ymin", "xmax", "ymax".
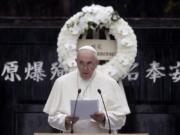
[
  {"xmin": 107, "ymin": 66, "xmax": 119, "ymax": 76},
  {"xmin": 117, "ymin": 55, "xmax": 130, "ymax": 66},
  {"xmin": 106, "ymin": 6, "xmax": 114, "ymax": 13},
  {"xmin": 120, "ymin": 38, "xmax": 133, "ymax": 47},
  {"xmin": 64, "ymin": 43, "xmax": 76, "ymax": 51}
]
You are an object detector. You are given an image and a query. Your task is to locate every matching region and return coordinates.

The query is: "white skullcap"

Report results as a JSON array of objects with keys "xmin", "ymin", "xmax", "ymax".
[{"xmin": 78, "ymin": 45, "xmax": 97, "ymax": 55}]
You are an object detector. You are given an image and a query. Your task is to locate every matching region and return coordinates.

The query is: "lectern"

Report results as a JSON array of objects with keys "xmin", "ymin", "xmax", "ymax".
[{"xmin": 34, "ymin": 133, "xmax": 149, "ymax": 135}]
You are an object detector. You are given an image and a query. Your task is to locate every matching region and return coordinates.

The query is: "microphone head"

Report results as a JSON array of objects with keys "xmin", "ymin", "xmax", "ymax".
[
  {"xmin": 97, "ymin": 89, "xmax": 101, "ymax": 94},
  {"xmin": 78, "ymin": 89, "xmax": 81, "ymax": 94}
]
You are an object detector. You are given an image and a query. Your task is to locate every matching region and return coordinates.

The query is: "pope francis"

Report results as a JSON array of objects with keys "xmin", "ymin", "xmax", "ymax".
[{"xmin": 43, "ymin": 45, "xmax": 130, "ymax": 133}]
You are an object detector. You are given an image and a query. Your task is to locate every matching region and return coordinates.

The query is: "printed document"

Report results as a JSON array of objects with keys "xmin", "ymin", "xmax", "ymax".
[{"xmin": 71, "ymin": 100, "xmax": 99, "ymax": 119}]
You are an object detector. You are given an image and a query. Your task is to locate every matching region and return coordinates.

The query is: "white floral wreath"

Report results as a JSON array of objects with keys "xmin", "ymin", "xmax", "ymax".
[{"xmin": 57, "ymin": 4, "xmax": 137, "ymax": 81}]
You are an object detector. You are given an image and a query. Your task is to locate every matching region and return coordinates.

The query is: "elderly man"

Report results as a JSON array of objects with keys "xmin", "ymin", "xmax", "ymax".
[{"xmin": 43, "ymin": 45, "xmax": 130, "ymax": 133}]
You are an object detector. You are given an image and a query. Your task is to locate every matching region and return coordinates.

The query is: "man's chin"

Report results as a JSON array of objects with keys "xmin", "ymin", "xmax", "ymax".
[{"xmin": 82, "ymin": 74, "xmax": 91, "ymax": 80}]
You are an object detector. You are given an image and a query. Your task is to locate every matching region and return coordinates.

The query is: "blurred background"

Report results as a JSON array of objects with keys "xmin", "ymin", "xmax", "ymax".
[{"xmin": 0, "ymin": 0, "xmax": 180, "ymax": 135}]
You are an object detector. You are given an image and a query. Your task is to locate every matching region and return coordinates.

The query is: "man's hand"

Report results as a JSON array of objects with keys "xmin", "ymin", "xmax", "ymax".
[
  {"xmin": 65, "ymin": 116, "xmax": 79, "ymax": 129},
  {"xmin": 90, "ymin": 112, "xmax": 105, "ymax": 125}
]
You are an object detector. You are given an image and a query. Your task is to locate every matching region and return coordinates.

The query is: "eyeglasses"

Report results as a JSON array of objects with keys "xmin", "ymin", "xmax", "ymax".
[{"xmin": 78, "ymin": 61, "xmax": 96, "ymax": 69}]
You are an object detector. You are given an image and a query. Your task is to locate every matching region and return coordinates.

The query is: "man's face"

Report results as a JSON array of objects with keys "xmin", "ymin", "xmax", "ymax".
[{"xmin": 76, "ymin": 50, "xmax": 98, "ymax": 80}]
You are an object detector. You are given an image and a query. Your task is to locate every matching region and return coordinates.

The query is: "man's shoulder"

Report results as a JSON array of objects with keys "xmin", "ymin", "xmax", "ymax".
[{"xmin": 56, "ymin": 70, "xmax": 76, "ymax": 82}]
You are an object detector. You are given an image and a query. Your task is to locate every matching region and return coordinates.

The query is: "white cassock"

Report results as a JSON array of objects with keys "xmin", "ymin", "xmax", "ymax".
[{"xmin": 43, "ymin": 69, "xmax": 130, "ymax": 133}]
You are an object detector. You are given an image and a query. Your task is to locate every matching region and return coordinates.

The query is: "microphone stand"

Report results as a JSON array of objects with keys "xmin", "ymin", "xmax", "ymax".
[
  {"xmin": 98, "ymin": 89, "xmax": 112, "ymax": 134},
  {"xmin": 71, "ymin": 89, "xmax": 81, "ymax": 133}
]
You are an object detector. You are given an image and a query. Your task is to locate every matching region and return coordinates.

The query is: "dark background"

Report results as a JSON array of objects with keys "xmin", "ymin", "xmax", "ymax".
[{"xmin": 0, "ymin": 0, "xmax": 180, "ymax": 135}]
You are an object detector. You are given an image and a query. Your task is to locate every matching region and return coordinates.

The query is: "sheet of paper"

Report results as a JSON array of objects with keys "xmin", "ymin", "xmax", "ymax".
[{"xmin": 71, "ymin": 100, "xmax": 99, "ymax": 120}]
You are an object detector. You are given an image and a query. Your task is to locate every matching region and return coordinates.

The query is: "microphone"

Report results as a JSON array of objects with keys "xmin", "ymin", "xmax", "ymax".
[
  {"xmin": 71, "ymin": 89, "xmax": 81, "ymax": 133},
  {"xmin": 97, "ymin": 89, "xmax": 112, "ymax": 134}
]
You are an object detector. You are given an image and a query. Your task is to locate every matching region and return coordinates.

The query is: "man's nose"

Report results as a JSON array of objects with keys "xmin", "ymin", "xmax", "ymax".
[{"xmin": 83, "ymin": 65, "xmax": 88, "ymax": 69}]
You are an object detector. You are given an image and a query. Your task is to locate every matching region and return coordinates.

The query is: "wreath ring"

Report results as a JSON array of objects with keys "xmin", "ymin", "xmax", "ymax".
[{"xmin": 57, "ymin": 4, "xmax": 137, "ymax": 81}]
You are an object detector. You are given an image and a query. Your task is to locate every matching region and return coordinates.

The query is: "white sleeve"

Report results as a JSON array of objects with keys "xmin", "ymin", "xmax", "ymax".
[
  {"xmin": 48, "ymin": 112, "xmax": 69, "ymax": 132},
  {"xmin": 100, "ymin": 113, "xmax": 126, "ymax": 130}
]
